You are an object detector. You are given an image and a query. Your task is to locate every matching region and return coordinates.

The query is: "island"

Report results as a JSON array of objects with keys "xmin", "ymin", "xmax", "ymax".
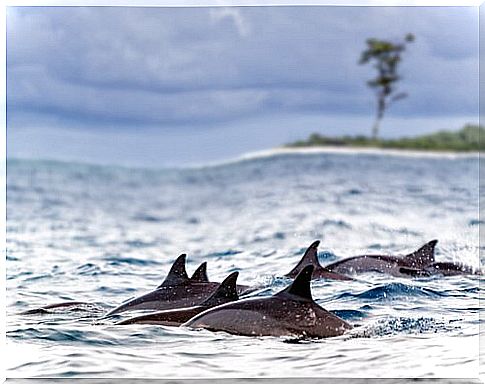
[{"xmin": 286, "ymin": 124, "xmax": 483, "ymax": 152}]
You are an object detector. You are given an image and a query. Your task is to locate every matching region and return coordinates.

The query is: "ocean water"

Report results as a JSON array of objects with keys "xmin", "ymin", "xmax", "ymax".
[{"xmin": 5, "ymin": 151, "xmax": 483, "ymax": 379}]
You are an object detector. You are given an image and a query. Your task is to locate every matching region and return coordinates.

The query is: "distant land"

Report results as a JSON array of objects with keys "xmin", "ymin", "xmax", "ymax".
[{"xmin": 286, "ymin": 124, "xmax": 483, "ymax": 152}]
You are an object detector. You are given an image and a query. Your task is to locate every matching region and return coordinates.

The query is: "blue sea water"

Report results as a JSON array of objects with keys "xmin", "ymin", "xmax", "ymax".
[{"xmin": 5, "ymin": 151, "xmax": 483, "ymax": 378}]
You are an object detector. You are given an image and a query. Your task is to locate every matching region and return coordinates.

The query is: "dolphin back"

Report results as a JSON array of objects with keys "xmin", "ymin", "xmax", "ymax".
[
  {"xmin": 200, "ymin": 271, "xmax": 239, "ymax": 307},
  {"xmin": 424, "ymin": 261, "xmax": 480, "ymax": 276},
  {"xmin": 103, "ymin": 282, "xmax": 219, "ymax": 317},
  {"xmin": 185, "ymin": 265, "xmax": 351, "ymax": 338},
  {"xmin": 285, "ymin": 240, "xmax": 321, "ymax": 278},
  {"xmin": 190, "ymin": 262, "xmax": 209, "ymax": 283},
  {"xmin": 116, "ymin": 306, "xmax": 204, "ymax": 326},
  {"xmin": 278, "ymin": 265, "xmax": 314, "ymax": 301},
  {"xmin": 403, "ymin": 240, "xmax": 437, "ymax": 268},
  {"xmin": 157, "ymin": 254, "xmax": 190, "ymax": 288},
  {"xmin": 116, "ymin": 272, "xmax": 240, "ymax": 326}
]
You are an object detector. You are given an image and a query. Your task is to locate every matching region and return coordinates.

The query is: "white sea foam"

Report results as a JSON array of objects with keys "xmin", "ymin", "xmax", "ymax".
[
  {"xmin": 185, "ymin": 146, "xmax": 479, "ymax": 170},
  {"xmin": 6, "ymin": 154, "xmax": 481, "ymax": 378},
  {"xmin": 240, "ymin": 146, "xmax": 479, "ymax": 160}
]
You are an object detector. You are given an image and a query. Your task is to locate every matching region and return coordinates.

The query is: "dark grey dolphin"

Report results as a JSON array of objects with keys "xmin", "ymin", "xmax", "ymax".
[
  {"xmin": 104, "ymin": 254, "xmax": 217, "ymax": 317},
  {"xmin": 189, "ymin": 262, "xmax": 210, "ymax": 283},
  {"xmin": 19, "ymin": 259, "xmax": 211, "ymax": 316},
  {"xmin": 324, "ymin": 240, "xmax": 438, "ymax": 277},
  {"xmin": 285, "ymin": 241, "xmax": 353, "ymax": 281},
  {"xmin": 189, "ymin": 260, "xmax": 251, "ymax": 293},
  {"xmin": 399, "ymin": 261, "xmax": 481, "ymax": 277},
  {"xmin": 187, "ymin": 259, "xmax": 251, "ymax": 292},
  {"xmin": 18, "ymin": 301, "xmax": 99, "ymax": 315},
  {"xmin": 184, "ymin": 265, "xmax": 352, "ymax": 338},
  {"xmin": 155, "ymin": 253, "xmax": 192, "ymax": 288},
  {"xmin": 104, "ymin": 254, "xmax": 250, "ymax": 317},
  {"xmin": 116, "ymin": 271, "xmax": 239, "ymax": 326},
  {"xmin": 424, "ymin": 262, "xmax": 480, "ymax": 276}
]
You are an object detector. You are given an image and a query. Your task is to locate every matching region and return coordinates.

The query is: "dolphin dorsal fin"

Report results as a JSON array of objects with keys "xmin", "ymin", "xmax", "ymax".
[
  {"xmin": 278, "ymin": 265, "xmax": 314, "ymax": 301},
  {"xmin": 157, "ymin": 254, "xmax": 189, "ymax": 288},
  {"xmin": 404, "ymin": 240, "xmax": 437, "ymax": 268},
  {"xmin": 191, "ymin": 262, "xmax": 209, "ymax": 283},
  {"xmin": 284, "ymin": 240, "xmax": 321, "ymax": 278},
  {"xmin": 201, "ymin": 272, "xmax": 239, "ymax": 307}
]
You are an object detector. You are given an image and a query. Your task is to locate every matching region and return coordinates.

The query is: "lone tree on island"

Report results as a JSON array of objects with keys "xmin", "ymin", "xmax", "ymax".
[{"xmin": 359, "ymin": 33, "xmax": 415, "ymax": 140}]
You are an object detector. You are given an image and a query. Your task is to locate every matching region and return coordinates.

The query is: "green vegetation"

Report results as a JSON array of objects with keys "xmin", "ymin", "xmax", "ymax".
[
  {"xmin": 359, "ymin": 34, "xmax": 415, "ymax": 139},
  {"xmin": 286, "ymin": 124, "xmax": 483, "ymax": 152}
]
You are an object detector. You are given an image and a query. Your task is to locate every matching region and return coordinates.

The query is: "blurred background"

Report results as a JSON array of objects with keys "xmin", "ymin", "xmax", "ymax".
[{"xmin": 7, "ymin": 6, "xmax": 478, "ymax": 167}]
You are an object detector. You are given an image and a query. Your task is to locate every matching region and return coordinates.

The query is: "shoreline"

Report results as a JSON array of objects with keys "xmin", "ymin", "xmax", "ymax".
[
  {"xmin": 238, "ymin": 146, "xmax": 479, "ymax": 161},
  {"xmin": 8, "ymin": 146, "xmax": 479, "ymax": 173}
]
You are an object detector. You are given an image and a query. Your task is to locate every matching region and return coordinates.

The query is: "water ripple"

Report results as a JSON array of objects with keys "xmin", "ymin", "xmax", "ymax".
[
  {"xmin": 336, "ymin": 283, "xmax": 443, "ymax": 302},
  {"xmin": 6, "ymin": 154, "xmax": 480, "ymax": 378}
]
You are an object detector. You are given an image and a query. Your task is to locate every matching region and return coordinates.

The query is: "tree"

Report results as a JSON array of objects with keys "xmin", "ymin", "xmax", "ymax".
[{"xmin": 359, "ymin": 33, "xmax": 414, "ymax": 140}]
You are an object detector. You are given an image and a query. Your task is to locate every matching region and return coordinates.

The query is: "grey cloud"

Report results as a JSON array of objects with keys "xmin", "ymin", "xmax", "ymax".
[{"xmin": 7, "ymin": 6, "xmax": 478, "ymax": 129}]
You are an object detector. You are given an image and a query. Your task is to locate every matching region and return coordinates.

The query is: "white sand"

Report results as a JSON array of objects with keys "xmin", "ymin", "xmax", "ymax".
[{"xmin": 238, "ymin": 146, "xmax": 479, "ymax": 161}]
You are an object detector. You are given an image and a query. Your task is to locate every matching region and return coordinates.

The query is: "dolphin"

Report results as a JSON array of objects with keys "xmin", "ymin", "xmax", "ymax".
[
  {"xmin": 19, "ymin": 261, "xmax": 212, "ymax": 316},
  {"xmin": 104, "ymin": 254, "xmax": 250, "ymax": 317},
  {"xmin": 189, "ymin": 262, "xmax": 210, "ymax": 283},
  {"xmin": 104, "ymin": 254, "xmax": 218, "ymax": 317},
  {"xmin": 324, "ymin": 240, "xmax": 439, "ymax": 277},
  {"xmin": 185, "ymin": 260, "xmax": 252, "ymax": 292},
  {"xmin": 116, "ymin": 271, "xmax": 239, "ymax": 326},
  {"xmin": 161, "ymin": 257, "xmax": 251, "ymax": 293},
  {"xmin": 18, "ymin": 301, "xmax": 99, "ymax": 315},
  {"xmin": 424, "ymin": 261, "xmax": 480, "ymax": 276},
  {"xmin": 399, "ymin": 261, "xmax": 481, "ymax": 277},
  {"xmin": 184, "ymin": 265, "xmax": 352, "ymax": 338},
  {"xmin": 285, "ymin": 241, "xmax": 353, "ymax": 281}
]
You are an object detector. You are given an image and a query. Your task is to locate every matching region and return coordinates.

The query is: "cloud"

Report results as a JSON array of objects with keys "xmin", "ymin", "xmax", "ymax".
[
  {"xmin": 7, "ymin": 6, "xmax": 478, "ymax": 131},
  {"xmin": 210, "ymin": 7, "xmax": 251, "ymax": 37}
]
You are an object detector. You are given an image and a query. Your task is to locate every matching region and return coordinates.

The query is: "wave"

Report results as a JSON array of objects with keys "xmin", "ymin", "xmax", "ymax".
[
  {"xmin": 334, "ymin": 282, "xmax": 443, "ymax": 302},
  {"xmin": 8, "ymin": 145, "xmax": 476, "ymax": 175},
  {"xmin": 351, "ymin": 316, "xmax": 459, "ymax": 338},
  {"xmin": 238, "ymin": 146, "xmax": 478, "ymax": 160},
  {"xmin": 8, "ymin": 327, "xmax": 120, "ymax": 346},
  {"xmin": 170, "ymin": 148, "xmax": 477, "ymax": 171}
]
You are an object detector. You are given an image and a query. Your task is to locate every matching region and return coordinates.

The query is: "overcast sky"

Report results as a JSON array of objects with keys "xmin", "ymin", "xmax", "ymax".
[{"xmin": 7, "ymin": 6, "xmax": 478, "ymax": 166}]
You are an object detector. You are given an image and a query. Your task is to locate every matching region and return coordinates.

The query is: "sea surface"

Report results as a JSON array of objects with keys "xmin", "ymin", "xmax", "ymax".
[{"xmin": 5, "ymin": 150, "xmax": 483, "ymax": 379}]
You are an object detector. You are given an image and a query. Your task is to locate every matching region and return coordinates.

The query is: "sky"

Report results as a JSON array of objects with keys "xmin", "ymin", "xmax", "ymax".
[{"xmin": 6, "ymin": 5, "xmax": 479, "ymax": 166}]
